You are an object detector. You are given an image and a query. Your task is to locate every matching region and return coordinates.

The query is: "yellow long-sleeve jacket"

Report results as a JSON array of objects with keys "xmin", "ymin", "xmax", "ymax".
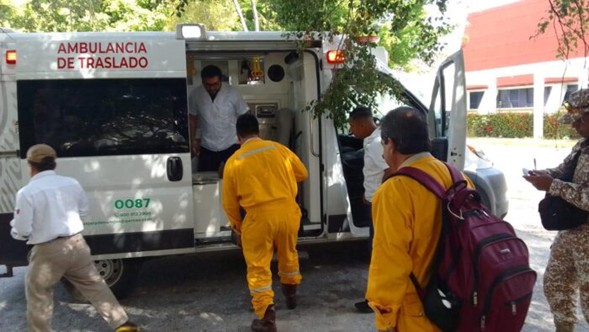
[
  {"xmin": 222, "ymin": 137, "xmax": 308, "ymax": 233},
  {"xmin": 366, "ymin": 153, "xmax": 473, "ymax": 331}
]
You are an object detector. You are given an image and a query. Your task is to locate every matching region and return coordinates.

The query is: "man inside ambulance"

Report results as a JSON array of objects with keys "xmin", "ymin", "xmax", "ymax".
[{"xmin": 188, "ymin": 65, "xmax": 249, "ymax": 172}]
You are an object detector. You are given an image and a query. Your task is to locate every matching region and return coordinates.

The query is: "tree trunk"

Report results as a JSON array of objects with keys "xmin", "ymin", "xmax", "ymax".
[
  {"xmin": 250, "ymin": 0, "xmax": 259, "ymax": 31},
  {"xmin": 232, "ymin": 0, "xmax": 248, "ymax": 31}
]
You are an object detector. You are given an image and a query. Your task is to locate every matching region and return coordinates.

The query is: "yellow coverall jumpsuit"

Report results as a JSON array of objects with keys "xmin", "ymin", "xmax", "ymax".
[
  {"xmin": 366, "ymin": 153, "xmax": 473, "ymax": 332},
  {"xmin": 222, "ymin": 137, "xmax": 308, "ymax": 318}
]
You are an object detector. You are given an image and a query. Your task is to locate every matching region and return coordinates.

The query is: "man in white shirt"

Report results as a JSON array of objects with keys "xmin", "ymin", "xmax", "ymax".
[
  {"xmin": 348, "ymin": 106, "xmax": 392, "ymax": 313},
  {"xmin": 10, "ymin": 144, "xmax": 138, "ymax": 332},
  {"xmin": 189, "ymin": 65, "xmax": 249, "ymax": 172},
  {"xmin": 348, "ymin": 107, "xmax": 392, "ymax": 207}
]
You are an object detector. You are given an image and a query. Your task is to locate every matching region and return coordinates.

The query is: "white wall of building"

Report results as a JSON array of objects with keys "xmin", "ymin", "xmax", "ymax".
[{"xmin": 466, "ymin": 57, "xmax": 588, "ymax": 115}]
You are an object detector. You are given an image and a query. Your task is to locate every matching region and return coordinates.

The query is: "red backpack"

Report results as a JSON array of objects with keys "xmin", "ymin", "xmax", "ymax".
[{"xmin": 396, "ymin": 163, "xmax": 537, "ymax": 332}]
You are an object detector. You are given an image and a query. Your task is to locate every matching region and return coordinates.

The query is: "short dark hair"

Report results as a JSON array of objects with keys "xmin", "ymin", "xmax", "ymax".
[
  {"xmin": 236, "ymin": 113, "xmax": 260, "ymax": 138},
  {"xmin": 28, "ymin": 157, "xmax": 56, "ymax": 171},
  {"xmin": 201, "ymin": 65, "xmax": 223, "ymax": 80},
  {"xmin": 380, "ymin": 106, "xmax": 431, "ymax": 154},
  {"xmin": 349, "ymin": 106, "xmax": 372, "ymax": 120}
]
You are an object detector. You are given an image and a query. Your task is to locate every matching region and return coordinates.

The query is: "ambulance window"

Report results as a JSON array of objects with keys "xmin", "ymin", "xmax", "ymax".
[{"xmin": 17, "ymin": 78, "xmax": 189, "ymax": 158}]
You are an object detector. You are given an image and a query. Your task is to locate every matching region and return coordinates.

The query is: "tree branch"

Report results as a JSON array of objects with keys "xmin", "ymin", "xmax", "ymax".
[{"xmin": 232, "ymin": 0, "xmax": 248, "ymax": 31}]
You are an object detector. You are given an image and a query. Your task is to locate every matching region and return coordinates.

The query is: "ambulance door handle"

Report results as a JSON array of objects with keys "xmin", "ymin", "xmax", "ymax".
[
  {"xmin": 167, "ymin": 156, "xmax": 183, "ymax": 182},
  {"xmin": 0, "ymin": 150, "xmax": 18, "ymax": 158},
  {"xmin": 310, "ymin": 116, "xmax": 319, "ymax": 157}
]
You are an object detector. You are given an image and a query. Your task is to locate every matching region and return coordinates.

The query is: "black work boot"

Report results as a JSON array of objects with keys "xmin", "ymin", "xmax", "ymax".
[
  {"xmin": 281, "ymin": 283, "xmax": 297, "ymax": 309},
  {"xmin": 354, "ymin": 299, "xmax": 373, "ymax": 313},
  {"xmin": 251, "ymin": 304, "xmax": 277, "ymax": 332}
]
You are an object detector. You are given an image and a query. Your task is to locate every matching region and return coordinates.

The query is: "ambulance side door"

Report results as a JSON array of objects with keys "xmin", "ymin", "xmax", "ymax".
[
  {"xmin": 15, "ymin": 36, "xmax": 196, "ymax": 259},
  {"xmin": 429, "ymin": 50, "xmax": 467, "ymax": 169}
]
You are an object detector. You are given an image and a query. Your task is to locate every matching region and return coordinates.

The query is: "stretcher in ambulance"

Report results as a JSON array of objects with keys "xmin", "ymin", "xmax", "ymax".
[{"xmin": 0, "ymin": 25, "xmax": 508, "ymax": 297}]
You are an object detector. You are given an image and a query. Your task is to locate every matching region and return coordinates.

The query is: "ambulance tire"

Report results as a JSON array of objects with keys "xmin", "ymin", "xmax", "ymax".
[
  {"xmin": 94, "ymin": 258, "xmax": 142, "ymax": 299},
  {"xmin": 62, "ymin": 258, "xmax": 142, "ymax": 301}
]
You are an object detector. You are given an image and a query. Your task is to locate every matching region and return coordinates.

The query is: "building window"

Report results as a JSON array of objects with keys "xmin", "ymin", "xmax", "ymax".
[
  {"xmin": 469, "ymin": 91, "xmax": 484, "ymax": 109},
  {"xmin": 497, "ymin": 88, "xmax": 534, "ymax": 108},
  {"xmin": 564, "ymin": 84, "xmax": 578, "ymax": 102},
  {"xmin": 544, "ymin": 86, "xmax": 552, "ymax": 106}
]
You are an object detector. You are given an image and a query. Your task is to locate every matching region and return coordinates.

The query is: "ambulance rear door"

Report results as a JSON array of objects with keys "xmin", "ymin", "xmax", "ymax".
[
  {"xmin": 0, "ymin": 37, "xmax": 28, "ymax": 272},
  {"xmin": 15, "ymin": 32, "xmax": 195, "ymax": 259}
]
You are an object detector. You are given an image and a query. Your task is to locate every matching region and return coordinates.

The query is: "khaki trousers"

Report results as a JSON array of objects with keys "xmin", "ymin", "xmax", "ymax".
[
  {"xmin": 26, "ymin": 233, "xmax": 128, "ymax": 332},
  {"xmin": 242, "ymin": 204, "xmax": 302, "ymax": 318}
]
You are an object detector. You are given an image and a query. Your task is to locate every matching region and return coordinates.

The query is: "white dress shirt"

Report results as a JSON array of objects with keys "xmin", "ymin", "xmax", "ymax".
[
  {"xmin": 10, "ymin": 170, "xmax": 89, "ymax": 245},
  {"xmin": 188, "ymin": 83, "xmax": 249, "ymax": 151},
  {"xmin": 363, "ymin": 127, "xmax": 389, "ymax": 203}
]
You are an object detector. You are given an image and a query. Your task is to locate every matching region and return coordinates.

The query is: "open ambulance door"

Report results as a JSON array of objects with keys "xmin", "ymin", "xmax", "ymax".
[
  {"xmin": 0, "ymin": 43, "xmax": 28, "ymax": 276},
  {"xmin": 428, "ymin": 50, "xmax": 467, "ymax": 169}
]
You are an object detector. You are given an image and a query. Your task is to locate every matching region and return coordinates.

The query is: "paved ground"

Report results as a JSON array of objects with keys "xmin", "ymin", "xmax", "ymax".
[{"xmin": 1, "ymin": 138, "xmax": 589, "ymax": 331}]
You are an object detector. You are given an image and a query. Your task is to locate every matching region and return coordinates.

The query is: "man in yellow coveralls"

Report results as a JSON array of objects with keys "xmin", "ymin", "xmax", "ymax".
[
  {"xmin": 366, "ymin": 106, "xmax": 472, "ymax": 332},
  {"xmin": 222, "ymin": 113, "xmax": 308, "ymax": 332}
]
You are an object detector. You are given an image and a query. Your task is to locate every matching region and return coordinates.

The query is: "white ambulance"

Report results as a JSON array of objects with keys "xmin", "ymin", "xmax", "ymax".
[{"xmin": 0, "ymin": 25, "xmax": 508, "ymax": 297}]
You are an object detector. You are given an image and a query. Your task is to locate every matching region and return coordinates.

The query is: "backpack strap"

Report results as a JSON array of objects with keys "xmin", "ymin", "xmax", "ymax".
[
  {"xmin": 394, "ymin": 167, "xmax": 447, "ymax": 199},
  {"xmin": 443, "ymin": 162, "xmax": 465, "ymax": 183},
  {"xmin": 393, "ymin": 165, "xmax": 455, "ymax": 300},
  {"xmin": 442, "ymin": 162, "xmax": 480, "ymax": 214}
]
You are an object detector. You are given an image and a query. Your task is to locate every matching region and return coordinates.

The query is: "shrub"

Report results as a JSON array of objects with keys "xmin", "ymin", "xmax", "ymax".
[
  {"xmin": 543, "ymin": 113, "xmax": 579, "ymax": 139},
  {"xmin": 466, "ymin": 112, "xmax": 578, "ymax": 139}
]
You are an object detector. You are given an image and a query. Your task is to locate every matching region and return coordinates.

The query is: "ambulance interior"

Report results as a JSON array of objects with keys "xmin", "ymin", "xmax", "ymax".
[
  {"xmin": 187, "ymin": 54, "xmax": 296, "ymax": 150},
  {"xmin": 188, "ymin": 51, "xmax": 326, "ymax": 241}
]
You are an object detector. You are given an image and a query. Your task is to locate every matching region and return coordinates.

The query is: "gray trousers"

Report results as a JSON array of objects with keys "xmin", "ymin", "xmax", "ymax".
[{"xmin": 26, "ymin": 234, "xmax": 128, "ymax": 332}]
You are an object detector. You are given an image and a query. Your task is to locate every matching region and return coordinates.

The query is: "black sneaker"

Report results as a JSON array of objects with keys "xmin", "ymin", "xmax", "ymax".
[{"xmin": 354, "ymin": 299, "xmax": 373, "ymax": 313}]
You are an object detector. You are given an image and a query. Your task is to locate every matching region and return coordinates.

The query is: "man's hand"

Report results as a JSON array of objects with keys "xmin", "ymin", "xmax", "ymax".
[
  {"xmin": 191, "ymin": 139, "xmax": 201, "ymax": 157},
  {"xmin": 523, "ymin": 172, "xmax": 554, "ymax": 191},
  {"xmin": 231, "ymin": 229, "xmax": 242, "ymax": 248},
  {"xmin": 236, "ymin": 233, "xmax": 242, "ymax": 248},
  {"xmin": 10, "ymin": 228, "xmax": 27, "ymax": 241},
  {"xmin": 362, "ymin": 195, "xmax": 370, "ymax": 206}
]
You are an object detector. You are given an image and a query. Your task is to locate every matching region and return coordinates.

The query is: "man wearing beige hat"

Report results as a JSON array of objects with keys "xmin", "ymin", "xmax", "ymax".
[
  {"xmin": 10, "ymin": 144, "xmax": 138, "ymax": 332},
  {"xmin": 524, "ymin": 88, "xmax": 589, "ymax": 332}
]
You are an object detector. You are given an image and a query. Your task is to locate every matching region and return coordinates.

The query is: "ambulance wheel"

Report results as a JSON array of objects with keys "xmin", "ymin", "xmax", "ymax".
[{"xmin": 94, "ymin": 258, "xmax": 142, "ymax": 299}]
